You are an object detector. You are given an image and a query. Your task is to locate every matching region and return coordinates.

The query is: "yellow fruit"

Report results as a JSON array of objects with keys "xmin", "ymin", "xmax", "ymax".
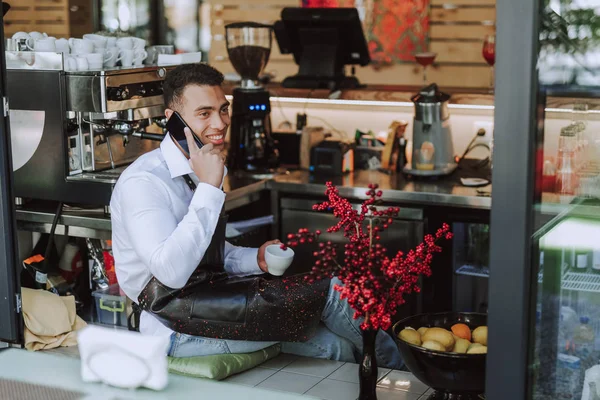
[
  {"xmin": 468, "ymin": 343, "xmax": 483, "ymax": 352},
  {"xmin": 472, "ymin": 326, "xmax": 488, "ymax": 346},
  {"xmin": 417, "ymin": 327, "xmax": 429, "ymax": 336},
  {"xmin": 422, "ymin": 340, "xmax": 446, "ymax": 352},
  {"xmin": 398, "ymin": 328, "xmax": 421, "ymax": 346},
  {"xmin": 452, "ymin": 338, "xmax": 471, "ymax": 354},
  {"xmin": 422, "ymin": 327, "xmax": 455, "ymax": 351},
  {"xmin": 467, "ymin": 345, "xmax": 487, "ymax": 354}
]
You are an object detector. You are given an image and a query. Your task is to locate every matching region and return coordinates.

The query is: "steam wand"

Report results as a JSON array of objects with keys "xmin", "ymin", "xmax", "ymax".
[{"xmin": 131, "ymin": 132, "xmax": 166, "ymax": 141}]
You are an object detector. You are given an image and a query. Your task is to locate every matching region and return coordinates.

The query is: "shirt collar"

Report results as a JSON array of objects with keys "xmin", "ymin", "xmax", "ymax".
[
  {"xmin": 160, "ymin": 134, "xmax": 228, "ymax": 184},
  {"xmin": 160, "ymin": 134, "xmax": 193, "ymax": 179}
]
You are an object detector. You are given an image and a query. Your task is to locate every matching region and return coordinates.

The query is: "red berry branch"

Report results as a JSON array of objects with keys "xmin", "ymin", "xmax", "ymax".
[{"xmin": 281, "ymin": 182, "xmax": 453, "ymax": 331}]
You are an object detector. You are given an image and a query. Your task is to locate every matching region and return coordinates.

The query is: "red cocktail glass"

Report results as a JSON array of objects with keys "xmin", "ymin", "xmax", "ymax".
[
  {"xmin": 482, "ymin": 35, "xmax": 495, "ymax": 89},
  {"xmin": 414, "ymin": 52, "xmax": 437, "ymax": 85}
]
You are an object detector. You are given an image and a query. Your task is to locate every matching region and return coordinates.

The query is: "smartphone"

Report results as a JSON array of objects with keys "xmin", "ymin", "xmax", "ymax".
[{"xmin": 166, "ymin": 111, "xmax": 203, "ymax": 157}]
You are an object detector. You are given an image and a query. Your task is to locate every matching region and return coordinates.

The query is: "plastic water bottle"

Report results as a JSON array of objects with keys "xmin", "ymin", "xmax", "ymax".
[
  {"xmin": 560, "ymin": 307, "xmax": 579, "ymax": 351},
  {"xmin": 573, "ymin": 316, "xmax": 595, "ymax": 360}
]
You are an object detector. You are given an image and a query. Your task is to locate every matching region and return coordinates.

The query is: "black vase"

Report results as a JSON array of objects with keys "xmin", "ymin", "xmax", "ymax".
[{"xmin": 359, "ymin": 328, "xmax": 378, "ymax": 400}]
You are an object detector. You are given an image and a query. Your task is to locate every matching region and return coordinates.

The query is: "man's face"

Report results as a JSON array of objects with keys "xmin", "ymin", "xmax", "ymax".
[{"xmin": 165, "ymin": 84, "xmax": 230, "ymax": 150}]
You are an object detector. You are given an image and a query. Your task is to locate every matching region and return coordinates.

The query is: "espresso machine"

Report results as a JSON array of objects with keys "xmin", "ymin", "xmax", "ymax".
[
  {"xmin": 6, "ymin": 51, "xmax": 174, "ymax": 207},
  {"xmin": 225, "ymin": 22, "xmax": 279, "ymax": 177},
  {"xmin": 403, "ymin": 83, "xmax": 457, "ymax": 177}
]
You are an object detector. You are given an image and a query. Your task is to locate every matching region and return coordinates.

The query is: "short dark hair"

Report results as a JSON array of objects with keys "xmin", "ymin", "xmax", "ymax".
[{"xmin": 163, "ymin": 63, "xmax": 224, "ymax": 110}]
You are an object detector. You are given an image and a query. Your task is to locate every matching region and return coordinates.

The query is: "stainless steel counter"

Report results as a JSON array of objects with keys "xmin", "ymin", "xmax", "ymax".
[
  {"xmin": 15, "ymin": 169, "xmax": 491, "ymax": 238},
  {"xmin": 270, "ymin": 170, "xmax": 492, "ymax": 209}
]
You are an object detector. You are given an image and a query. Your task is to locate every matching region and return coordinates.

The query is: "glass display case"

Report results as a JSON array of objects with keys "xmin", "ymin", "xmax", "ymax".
[
  {"xmin": 452, "ymin": 222, "xmax": 490, "ymax": 313},
  {"xmin": 487, "ymin": 0, "xmax": 600, "ymax": 399}
]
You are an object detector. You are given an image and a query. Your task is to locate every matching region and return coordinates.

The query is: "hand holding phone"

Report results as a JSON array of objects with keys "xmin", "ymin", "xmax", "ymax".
[{"xmin": 185, "ymin": 129, "xmax": 225, "ymax": 188}]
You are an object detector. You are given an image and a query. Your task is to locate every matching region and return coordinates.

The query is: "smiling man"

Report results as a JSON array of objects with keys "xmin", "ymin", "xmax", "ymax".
[
  {"xmin": 109, "ymin": 63, "xmax": 402, "ymax": 369},
  {"xmin": 163, "ymin": 66, "xmax": 228, "ymax": 149}
]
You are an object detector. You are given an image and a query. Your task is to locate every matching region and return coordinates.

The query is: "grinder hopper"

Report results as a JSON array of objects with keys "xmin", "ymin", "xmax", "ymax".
[{"xmin": 225, "ymin": 22, "xmax": 273, "ymax": 88}]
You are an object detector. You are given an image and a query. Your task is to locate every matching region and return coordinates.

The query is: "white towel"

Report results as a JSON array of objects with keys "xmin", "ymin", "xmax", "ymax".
[{"xmin": 77, "ymin": 325, "xmax": 169, "ymax": 391}]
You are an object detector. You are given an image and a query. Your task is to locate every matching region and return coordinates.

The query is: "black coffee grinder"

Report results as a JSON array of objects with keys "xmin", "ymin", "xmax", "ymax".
[{"xmin": 225, "ymin": 22, "xmax": 279, "ymax": 176}]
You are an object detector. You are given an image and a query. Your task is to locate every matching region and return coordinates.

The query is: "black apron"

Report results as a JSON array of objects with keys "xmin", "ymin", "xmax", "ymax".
[{"xmin": 137, "ymin": 175, "xmax": 330, "ymax": 342}]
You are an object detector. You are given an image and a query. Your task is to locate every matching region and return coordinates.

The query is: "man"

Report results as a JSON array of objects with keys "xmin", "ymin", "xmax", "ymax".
[{"xmin": 110, "ymin": 63, "xmax": 402, "ymax": 368}]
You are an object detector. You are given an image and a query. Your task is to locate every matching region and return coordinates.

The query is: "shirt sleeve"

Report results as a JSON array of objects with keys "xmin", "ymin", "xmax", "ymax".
[
  {"xmin": 118, "ymin": 173, "xmax": 225, "ymax": 289},
  {"xmin": 223, "ymin": 241, "xmax": 263, "ymax": 276}
]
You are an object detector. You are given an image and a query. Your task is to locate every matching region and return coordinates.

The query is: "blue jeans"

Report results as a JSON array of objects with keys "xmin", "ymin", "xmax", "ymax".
[{"xmin": 167, "ymin": 277, "xmax": 403, "ymax": 369}]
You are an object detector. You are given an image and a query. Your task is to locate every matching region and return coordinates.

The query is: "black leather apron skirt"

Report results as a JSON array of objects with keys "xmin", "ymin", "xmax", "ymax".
[{"xmin": 137, "ymin": 175, "xmax": 329, "ymax": 342}]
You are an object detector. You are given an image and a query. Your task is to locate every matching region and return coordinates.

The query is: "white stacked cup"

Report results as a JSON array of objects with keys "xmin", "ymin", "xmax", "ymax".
[
  {"xmin": 116, "ymin": 37, "xmax": 134, "ymax": 67},
  {"xmin": 55, "ymin": 38, "xmax": 70, "ymax": 55},
  {"xmin": 102, "ymin": 47, "xmax": 118, "ymax": 68},
  {"xmin": 27, "ymin": 37, "xmax": 56, "ymax": 52},
  {"xmin": 75, "ymin": 56, "xmax": 89, "ymax": 71},
  {"xmin": 131, "ymin": 37, "xmax": 147, "ymax": 66},
  {"xmin": 84, "ymin": 53, "xmax": 104, "ymax": 70},
  {"xmin": 69, "ymin": 38, "xmax": 94, "ymax": 55},
  {"xmin": 64, "ymin": 56, "xmax": 77, "ymax": 71},
  {"xmin": 104, "ymin": 35, "xmax": 119, "ymax": 67},
  {"xmin": 116, "ymin": 37, "xmax": 147, "ymax": 67}
]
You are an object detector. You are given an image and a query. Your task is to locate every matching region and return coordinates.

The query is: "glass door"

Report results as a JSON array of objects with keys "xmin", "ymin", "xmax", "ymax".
[
  {"xmin": 0, "ymin": 5, "xmax": 23, "ymax": 343},
  {"xmin": 531, "ymin": 0, "xmax": 600, "ymax": 398},
  {"xmin": 487, "ymin": 0, "xmax": 600, "ymax": 399}
]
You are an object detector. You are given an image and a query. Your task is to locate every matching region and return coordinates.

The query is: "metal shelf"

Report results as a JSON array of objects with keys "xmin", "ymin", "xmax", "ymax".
[
  {"xmin": 456, "ymin": 265, "xmax": 490, "ymax": 278},
  {"xmin": 561, "ymin": 272, "xmax": 600, "ymax": 293}
]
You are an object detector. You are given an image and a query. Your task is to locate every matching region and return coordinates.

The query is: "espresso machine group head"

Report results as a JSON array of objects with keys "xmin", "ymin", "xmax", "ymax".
[{"xmin": 225, "ymin": 22, "xmax": 280, "ymax": 177}]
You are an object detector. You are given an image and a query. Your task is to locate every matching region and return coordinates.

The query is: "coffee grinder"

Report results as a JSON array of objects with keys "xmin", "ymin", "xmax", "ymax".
[{"xmin": 225, "ymin": 22, "xmax": 279, "ymax": 176}]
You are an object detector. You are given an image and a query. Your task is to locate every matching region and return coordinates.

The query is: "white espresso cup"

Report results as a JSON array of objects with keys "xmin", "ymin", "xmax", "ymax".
[
  {"xmin": 75, "ymin": 56, "xmax": 89, "ymax": 71},
  {"xmin": 55, "ymin": 38, "xmax": 70, "ymax": 54},
  {"xmin": 65, "ymin": 56, "xmax": 78, "ymax": 71},
  {"xmin": 28, "ymin": 31, "xmax": 48, "ymax": 40},
  {"xmin": 69, "ymin": 38, "xmax": 94, "ymax": 54},
  {"xmin": 116, "ymin": 37, "xmax": 134, "ymax": 50},
  {"xmin": 83, "ymin": 34, "xmax": 107, "ymax": 45},
  {"xmin": 264, "ymin": 245, "xmax": 295, "ymax": 276},
  {"xmin": 105, "ymin": 36, "xmax": 117, "ymax": 48},
  {"xmin": 130, "ymin": 37, "xmax": 146, "ymax": 50},
  {"xmin": 103, "ymin": 47, "xmax": 119, "ymax": 67},
  {"xmin": 85, "ymin": 53, "xmax": 104, "ymax": 70},
  {"xmin": 117, "ymin": 49, "xmax": 135, "ymax": 67},
  {"xmin": 133, "ymin": 49, "xmax": 147, "ymax": 65},
  {"xmin": 28, "ymin": 37, "xmax": 56, "ymax": 52}
]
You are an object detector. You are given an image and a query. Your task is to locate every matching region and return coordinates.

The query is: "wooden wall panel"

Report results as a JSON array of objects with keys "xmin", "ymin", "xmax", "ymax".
[
  {"xmin": 430, "ymin": 41, "xmax": 485, "ymax": 63},
  {"xmin": 430, "ymin": 24, "xmax": 495, "ymax": 40},
  {"xmin": 207, "ymin": 0, "xmax": 497, "ymax": 89},
  {"xmin": 3, "ymin": 0, "xmax": 92, "ymax": 39},
  {"xmin": 431, "ymin": 7, "xmax": 495, "ymax": 23}
]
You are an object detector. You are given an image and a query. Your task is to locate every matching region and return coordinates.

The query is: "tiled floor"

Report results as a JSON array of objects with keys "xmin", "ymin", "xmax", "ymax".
[
  {"xmin": 224, "ymin": 354, "xmax": 432, "ymax": 400},
  {"xmin": 43, "ymin": 346, "xmax": 434, "ymax": 399}
]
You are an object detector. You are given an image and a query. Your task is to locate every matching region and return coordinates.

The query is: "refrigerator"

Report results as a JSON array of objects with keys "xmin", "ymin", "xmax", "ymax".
[{"xmin": 486, "ymin": 0, "xmax": 600, "ymax": 399}]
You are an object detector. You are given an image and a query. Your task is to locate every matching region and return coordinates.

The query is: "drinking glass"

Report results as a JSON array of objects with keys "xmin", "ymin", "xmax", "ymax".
[
  {"xmin": 482, "ymin": 35, "xmax": 495, "ymax": 89},
  {"xmin": 414, "ymin": 52, "xmax": 437, "ymax": 85}
]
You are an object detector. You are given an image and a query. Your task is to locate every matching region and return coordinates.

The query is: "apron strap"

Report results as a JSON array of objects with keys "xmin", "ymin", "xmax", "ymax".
[{"xmin": 183, "ymin": 174, "xmax": 197, "ymax": 192}]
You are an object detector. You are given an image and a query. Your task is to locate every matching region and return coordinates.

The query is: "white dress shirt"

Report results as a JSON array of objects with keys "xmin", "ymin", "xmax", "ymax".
[{"xmin": 110, "ymin": 135, "xmax": 263, "ymax": 339}]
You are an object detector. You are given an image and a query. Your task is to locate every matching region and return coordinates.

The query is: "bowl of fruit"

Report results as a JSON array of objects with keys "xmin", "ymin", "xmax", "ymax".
[{"xmin": 392, "ymin": 312, "xmax": 487, "ymax": 398}]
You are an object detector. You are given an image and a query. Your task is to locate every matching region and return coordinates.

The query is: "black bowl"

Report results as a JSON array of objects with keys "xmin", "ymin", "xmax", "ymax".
[{"xmin": 392, "ymin": 312, "xmax": 487, "ymax": 396}]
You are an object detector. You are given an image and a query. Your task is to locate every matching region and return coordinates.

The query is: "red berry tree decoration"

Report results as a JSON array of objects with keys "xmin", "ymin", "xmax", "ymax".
[{"xmin": 282, "ymin": 182, "xmax": 453, "ymax": 331}]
